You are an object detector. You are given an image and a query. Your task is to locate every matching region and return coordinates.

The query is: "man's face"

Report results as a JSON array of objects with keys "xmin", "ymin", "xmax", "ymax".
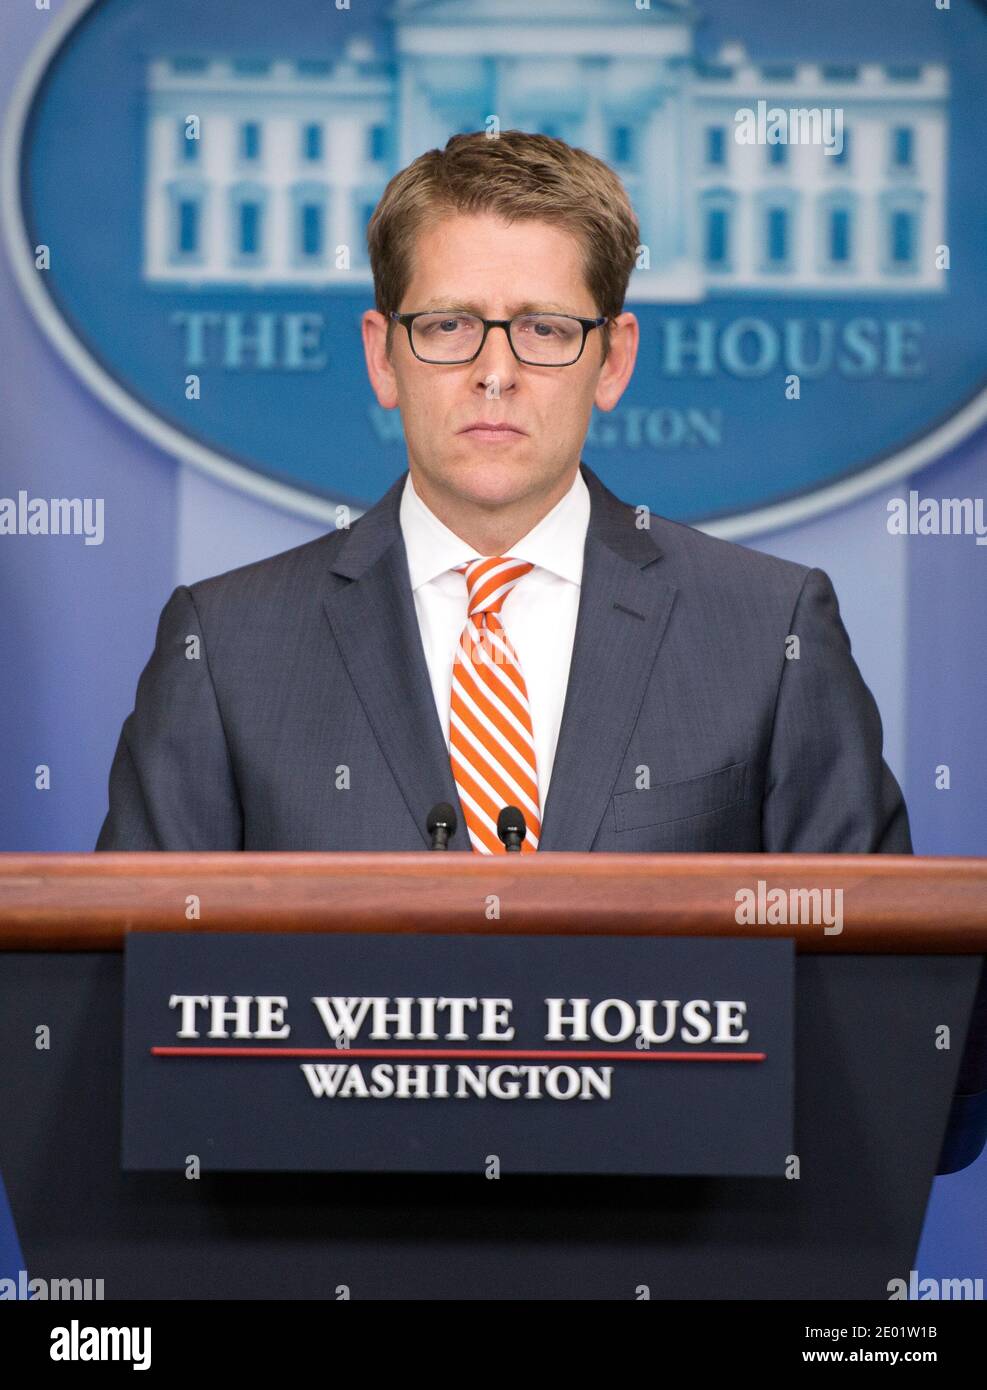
[{"xmin": 363, "ymin": 212, "xmax": 637, "ymax": 520}]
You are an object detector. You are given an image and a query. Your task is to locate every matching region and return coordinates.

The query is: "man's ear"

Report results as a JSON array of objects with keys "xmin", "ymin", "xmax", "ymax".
[
  {"xmin": 594, "ymin": 311, "xmax": 639, "ymax": 414},
  {"xmin": 362, "ymin": 309, "xmax": 400, "ymax": 409}
]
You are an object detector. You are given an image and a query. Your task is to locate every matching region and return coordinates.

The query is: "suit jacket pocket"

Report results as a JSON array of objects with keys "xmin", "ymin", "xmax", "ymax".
[{"xmin": 611, "ymin": 760, "xmax": 750, "ymax": 833}]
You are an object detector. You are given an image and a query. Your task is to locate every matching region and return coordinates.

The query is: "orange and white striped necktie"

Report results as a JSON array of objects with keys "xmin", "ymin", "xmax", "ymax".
[{"xmin": 449, "ymin": 556, "xmax": 541, "ymax": 854}]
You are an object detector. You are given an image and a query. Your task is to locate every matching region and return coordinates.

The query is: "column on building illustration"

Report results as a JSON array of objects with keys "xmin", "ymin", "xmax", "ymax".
[
  {"xmin": 640, "ymin": 92, "xmax": 684, "ymax": 278},
  {"xmin": 579, "ymin": 55, "xmax": 608, "ymax": 158}
]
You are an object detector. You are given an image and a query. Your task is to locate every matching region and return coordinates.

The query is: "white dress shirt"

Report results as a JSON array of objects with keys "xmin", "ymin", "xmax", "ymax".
[{"xmin": 399, "ymin": 468, "xmax": 591, "ymax": 808}]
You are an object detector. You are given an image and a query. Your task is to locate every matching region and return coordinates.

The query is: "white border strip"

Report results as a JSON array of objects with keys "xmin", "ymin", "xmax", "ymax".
[{"xmin": 3, "ymin": 0, "xmax": 986, "ymax": 539}]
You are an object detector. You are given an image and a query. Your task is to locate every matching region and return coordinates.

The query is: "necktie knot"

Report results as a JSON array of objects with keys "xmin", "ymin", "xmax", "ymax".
[{"xmin": 455, "ymin": 556, "xmax": 534, "ymax": 620}]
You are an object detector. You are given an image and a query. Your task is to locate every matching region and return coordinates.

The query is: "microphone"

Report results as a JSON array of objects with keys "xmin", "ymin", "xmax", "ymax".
[
  {"xmin": 426, "ymin": 802, "xmax": 457, "ymax": 850},
  {"xmin": 497, "ymin": 805, "xmax": 527, "ymax": 853}
]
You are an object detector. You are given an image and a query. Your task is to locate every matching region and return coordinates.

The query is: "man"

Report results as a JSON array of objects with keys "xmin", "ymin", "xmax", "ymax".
[
  {"xmin": 99, "ymin": 130, "xmax": 987, "ymax": 1172},
  {"xmin": 96, "ymin": 131, "xmax": 910, "ymax": 856}
]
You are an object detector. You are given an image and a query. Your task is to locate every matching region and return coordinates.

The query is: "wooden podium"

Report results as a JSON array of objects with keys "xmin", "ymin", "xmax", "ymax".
[{"xmin": 1, "ymin": 852, "xmax": 985, "ymax": 1300}]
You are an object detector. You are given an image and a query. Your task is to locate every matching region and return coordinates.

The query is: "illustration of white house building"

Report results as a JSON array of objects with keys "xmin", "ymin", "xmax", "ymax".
[{"xmin": 142, "ymin": 0, "xmax": 948, "ymax": 299}]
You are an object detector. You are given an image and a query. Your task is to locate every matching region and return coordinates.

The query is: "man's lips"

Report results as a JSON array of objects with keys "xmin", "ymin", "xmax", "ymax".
[{"xmin": 458, "ymin": 422, "xmax": 527, "ymax": 440}]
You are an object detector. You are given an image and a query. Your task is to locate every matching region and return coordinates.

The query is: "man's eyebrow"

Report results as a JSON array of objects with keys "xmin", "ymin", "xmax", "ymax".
[{"xmin": 415, "ymin": 298, "xmax": 581, "ymax": 316}]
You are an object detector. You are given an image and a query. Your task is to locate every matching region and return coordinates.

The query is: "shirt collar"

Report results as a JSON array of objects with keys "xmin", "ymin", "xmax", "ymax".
[{"xmin": 400, "ymin": 466, "xmax": 590, "ymax": 592}]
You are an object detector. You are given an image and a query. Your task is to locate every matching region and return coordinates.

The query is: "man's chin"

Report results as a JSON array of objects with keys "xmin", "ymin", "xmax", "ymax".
[
  {"xmin": 440, "ymin": 451, "xmax": 535, "ymax": 497},
  {"xmin": 449, "ymin": 469, "xmax": 538, "ymax": 510}
]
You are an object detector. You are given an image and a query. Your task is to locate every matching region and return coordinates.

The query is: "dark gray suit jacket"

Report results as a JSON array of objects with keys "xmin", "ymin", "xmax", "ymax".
[{"xmin": 96, "ymin": 461, "xmax": 910, "ymax": 855}]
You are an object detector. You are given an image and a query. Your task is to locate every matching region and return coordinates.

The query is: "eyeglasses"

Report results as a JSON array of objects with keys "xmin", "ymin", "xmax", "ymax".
[{"xmin": 389, "ymin": 310, "xmax": 608, "ymax": 366}]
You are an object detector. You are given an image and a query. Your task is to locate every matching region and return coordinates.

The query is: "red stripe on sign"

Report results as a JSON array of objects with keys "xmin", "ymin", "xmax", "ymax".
[{"xmin": 151, "ymin": 1047, "xmax": 766, "ymax": 1061}]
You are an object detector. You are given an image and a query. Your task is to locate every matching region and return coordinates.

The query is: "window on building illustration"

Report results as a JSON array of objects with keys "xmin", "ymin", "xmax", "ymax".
[
  {"xmin": 829, "ymin": 207, "xmax": 851, "ymax": 263},
  {"xmin": 368, "ymin": 125, "xmax": 386, "ymax": 162},
  {"xmin": 303, "ymin": 123, "xmax": 323, "ymax": 161},
  {"xmin": 705, "ymin": 206, "xmax": 729, "ymax": 266},
  {"xmin": 705, "ymin": 127, "xmax": 726, "ymax": 167},
  {"xmin": 890, "ymin": 209, "xmax": 915, "ymax": 265},
  {"xmin": 238, "ymin": 201, "xmax": 262, "ymax": 256},
  {"xmin": 892, "ymin": 126, "xmax": 914, "ymax": 169},
  {"xmin": 831, "ymin": 127, "xmax": 850, "ymax": 167},
  {"xmin": 300, "ymin": 203, "xmax": 323, "ymax": 258},
  {"xmin": 767, "ymin": 207, "xmax": 789, "ymax": 264},
  {"xmin": 611, "ymin": 125, "xmax": 634, "ymax": 165},
  {"xmin": 233, "ymin": 58, "xmax": 270, "ymax": 76},
  {"xmin": 240, "ymin": 122, "xmax": 261, "ymax": 161},
  {"xmin": 362, "ymin": 201, "xmax": 377, "ymax": 238},
  {"xmin": 177, "ymin": 199, "xmax": 200, "ymax": 256},
  {"xmin": 768, "ymin": 140, "xmax": 787, "ymax": 167},
  {"xmin": 180, "ymin": 121, "xmax": 199, "ymax": 162}
]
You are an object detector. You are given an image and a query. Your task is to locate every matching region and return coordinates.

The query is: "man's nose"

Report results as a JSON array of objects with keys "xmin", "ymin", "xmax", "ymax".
[{"xmin": 473, "ymin": 322, "xmax": 519, "ymax": 388}]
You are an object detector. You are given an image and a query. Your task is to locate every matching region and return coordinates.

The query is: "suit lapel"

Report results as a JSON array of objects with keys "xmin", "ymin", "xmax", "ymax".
[
  {"xmin": 537, "ymin": 464, "xmax": 678, "ymax": 850},
  {"xmin": 322, "ymin": 474, "xmax": 469, "ymax": 850}
]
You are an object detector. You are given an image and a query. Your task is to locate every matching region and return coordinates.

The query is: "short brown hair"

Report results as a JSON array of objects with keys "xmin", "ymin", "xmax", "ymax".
[{"xmin": 367, "ymin": 129, "xmax": 640, "ymax": 363}]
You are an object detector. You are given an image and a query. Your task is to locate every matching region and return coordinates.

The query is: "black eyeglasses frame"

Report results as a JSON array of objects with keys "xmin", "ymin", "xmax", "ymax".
[{"xmin": 388, "ymin": 309, "xmax": 609, "ymax": 366}]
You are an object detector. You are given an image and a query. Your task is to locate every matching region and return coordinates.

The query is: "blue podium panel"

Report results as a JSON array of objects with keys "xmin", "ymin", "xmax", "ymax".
[{"xmin": 122, "ymin": 932, "xmax": 794, "ymax": 1176}]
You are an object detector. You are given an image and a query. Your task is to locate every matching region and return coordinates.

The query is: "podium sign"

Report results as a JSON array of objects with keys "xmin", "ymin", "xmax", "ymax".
[{"xmin": 123, "ymin": 931, "xmax": 793, "ymax": 1175}]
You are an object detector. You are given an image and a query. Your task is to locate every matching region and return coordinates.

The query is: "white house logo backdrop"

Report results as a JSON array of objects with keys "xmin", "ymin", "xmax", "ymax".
[{"xmin": 4, "ymin": 0, "xmax": 986, "ymax": 533}]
